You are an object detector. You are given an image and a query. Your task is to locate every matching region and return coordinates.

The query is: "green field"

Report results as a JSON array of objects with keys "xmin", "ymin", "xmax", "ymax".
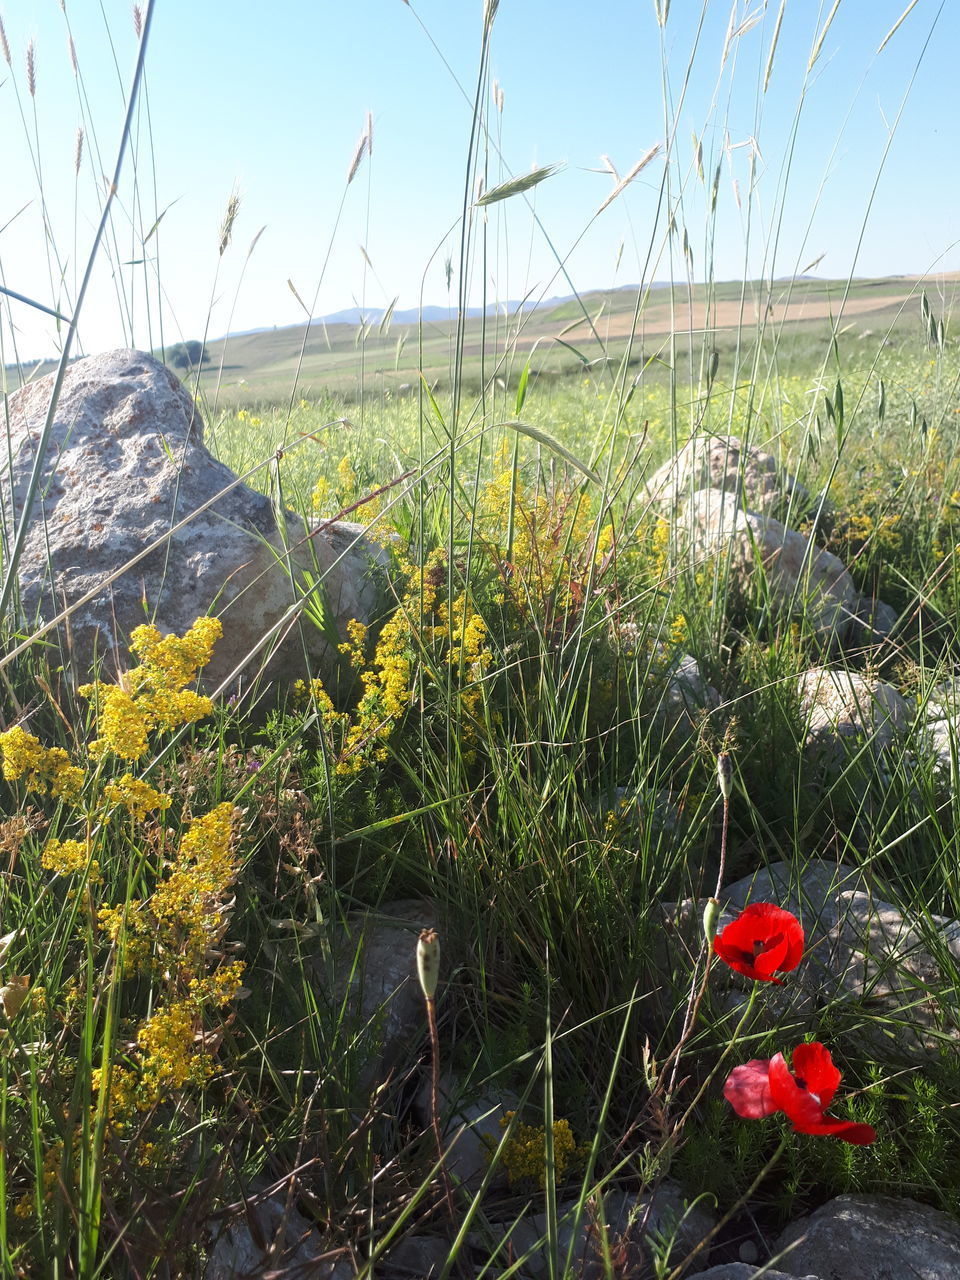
[{"xmin": 188, "ymin": 273, "xmax": 960, "ymax": 407}]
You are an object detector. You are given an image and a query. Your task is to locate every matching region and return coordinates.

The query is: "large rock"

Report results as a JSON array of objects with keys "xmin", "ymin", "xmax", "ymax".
[
  {"xmin": 798, "ymin": 667, "xmax": 914, "ymax": 773},
  {"xmin": 321, "ymin": 899, "xmax": 438, "ymax": 1092},
  {"xmin": 775, "ymin": 1194, "xmax": 960, "ymax": 1280},
  {"xmin": 644, "ymin": 435, "xmax": 810, "ymax": 520},
  {"xmin": 413, "ymin": 1072, "xmax": 520, "ymax": 1191},
  {"xmin": 686, "ymin": 1268, "xmax": 820, "ymax": 1280},
  {"xmin": 677, "ymin": 488, "xmax": 857, "ymax": 639},
  {"xmin": 921, "ymin": 676, "xmax": 960, "ymax": 774},
  {"xmin": 650, "ymin": 651, "xmax": 720, "ymax": 756},
  {"xmin": 204, "ymin": 1179, "xmax": 352, "ymax": 1279},
  {"xmin": 3, "ymin": 349, "xmax": 388, "ymax": 691}
]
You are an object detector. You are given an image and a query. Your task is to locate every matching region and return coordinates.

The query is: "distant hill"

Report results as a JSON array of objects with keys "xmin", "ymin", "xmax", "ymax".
[{"xmin": 218, "ymin": 289, "xmax": 640, "ymax": 337}]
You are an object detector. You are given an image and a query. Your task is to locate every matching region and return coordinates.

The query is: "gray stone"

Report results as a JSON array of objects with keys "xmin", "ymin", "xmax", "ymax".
[
  {"xmin": 845, "ymin": 594, "xmax": 898, "ymax": 651},
  {"xmin": 603, "ymin": 786, "xmax": 682, "ymax": 839},
  {"xmin": 775, "ymin": 1193, "xmax": 960, "ymax": 1280},
  {"xmin": 378, "ymin": 1233, "xmax": 451, "ymax": 1277},
  {"xmin": 678, "ymin": 488, "xmax": 857, "ymax": 638},
  {"xmin": 644, "ymin": 435, "xmax": 809, "ymax": 519},
  {"xmin": 721, "ymin": 861, "xmax": 960, "ymax": 1060},
  {"xmin": 3, "ymin": 349, "xmax": 388, "ymax": 693},
  {"xmin": 413, "ymin": 1073, "xmax": 520, "ymax": 1191},
  {"xmin": 322, "ymin": 899, "xmax": 437, "ymax": 1090},
  {"xmin": 797, "ymin": 667, "xmax": 914, "ymax": 772},
  {"xmin": 482, "ymin": 1183, "xmax": 716, "ymax": 1278},
  {"xmin": 205, "ymin": 1180, "xmax": 352, "ymax": 1278},
  {"xmin": 647, "ymin": 649, "xmax": 720, "ymax": 757},
  {"xmin": 919, "ymin": 678, "xmax": 960, "ymax": 773},
  {"xmin": 686, "ymin": 1267, "xmax": 821, "ymax": 1280}
]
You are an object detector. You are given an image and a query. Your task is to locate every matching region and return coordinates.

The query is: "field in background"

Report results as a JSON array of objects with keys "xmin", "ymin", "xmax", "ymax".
[{"xmin": 9, "ymin": 273, "xmax": 959, "ymax": 407}]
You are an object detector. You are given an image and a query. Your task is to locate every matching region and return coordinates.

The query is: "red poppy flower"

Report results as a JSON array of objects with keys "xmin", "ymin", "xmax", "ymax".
[
  {"xmin": 712, "ymin": 902, "xmax": 804, "ymax": 983},
  {"xmin": 724, "ymin": 1042, "xmax": 876, "ymax": 1145}
]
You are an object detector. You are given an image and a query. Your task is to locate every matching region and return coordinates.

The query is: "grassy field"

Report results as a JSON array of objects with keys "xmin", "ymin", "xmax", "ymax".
[
  {"xmin": 184, "ymin": 272, "xmax": 960, "ymax": 406},
  {"xmin": 9, "ymin": 273, "xmax": 956, "ymax": 409}
]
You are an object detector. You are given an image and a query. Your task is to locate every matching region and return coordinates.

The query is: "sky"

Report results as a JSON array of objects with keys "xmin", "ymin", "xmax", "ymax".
[{"xmin": 0, "ymin": 0, "xmax": 956, "ymax": 363}]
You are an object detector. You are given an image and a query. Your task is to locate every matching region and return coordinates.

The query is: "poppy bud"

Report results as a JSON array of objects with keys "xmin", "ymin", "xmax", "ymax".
[
  {"xmin": 702, "ymin": 897, "xmax": 721, "ymax": 945},
  {"xmin": 717, "ymin": 752, "xmax": 733, "ymax": 799},
  {"xmin": 416, "ymin": 928, "xmax": 440, "ymax": 1001}
]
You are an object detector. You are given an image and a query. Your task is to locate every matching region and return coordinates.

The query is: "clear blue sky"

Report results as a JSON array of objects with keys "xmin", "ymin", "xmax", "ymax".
[{"xmin": 0, "ymin": 0, "xmax": 955, "ymax": 362}]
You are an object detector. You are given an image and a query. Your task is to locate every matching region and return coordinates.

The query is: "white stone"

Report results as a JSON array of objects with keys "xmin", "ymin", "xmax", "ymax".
[
  {"xmin": 413, "ymin": 1073, "xmax": 520, "ymax": 1191},
  {"xmin": 484, "ymin": 1184, "xmax": 716, "ymax": 1278},
  {"xmin": 678, "ymin": 487, "xmax": 857, "ymax": 638},
  {"xmin": 722, "ymin": 860, "xmax": 960, "ymax": 1061},
  {"xmin": 644, "ymin": 435, "xmax": 809, "ymax": 518},
  {"xmin": 3, "ymin": 349, "xmax": 388, "ymax": 693},
  {"xmin": 798, "ymin": 667, "xmax": 914, "ymax": 763},
  {"xmin": 204, "ymin": 1180, "xmax": 352, "ymax": 1278},
  {"xmin": 323, "ymin": 899, "xmax": 438, "ymax": 1089}
]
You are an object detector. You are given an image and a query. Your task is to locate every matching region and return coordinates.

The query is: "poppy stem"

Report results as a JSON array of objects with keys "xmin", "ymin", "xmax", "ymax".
[{"xmin": 662, "ymin": 755, "xmax": 734, "ymax": 1098}]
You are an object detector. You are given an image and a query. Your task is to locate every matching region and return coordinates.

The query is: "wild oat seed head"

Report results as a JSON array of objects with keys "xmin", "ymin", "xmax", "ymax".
[
  {"xmin": 346, "ymin": 129, "xmax": 368, "ymax": 185},
  {"xmin": 68, "ymin": 34, "xmax": 78, "ymax": 74},
  {"xmin": 365, "ymin": 109, "xmax": 374, "ymax": 157},
  {"xmin": 218, "ymin": 190, "xmax": 241, "ymax": 256},
  {"xmin": 74, "ymin": 127, "xmax": 84, "ymax": 174},
  {"xmin": 133, "ymin": 5, "xmax": 143, "ymax": 37},
  {"xmin": 0, "ymin": 18, "xmax": 9, "ymax": 66},
  {"xmin": 25, "ymin": 39, "xmax": 36, "ymax": 98}
]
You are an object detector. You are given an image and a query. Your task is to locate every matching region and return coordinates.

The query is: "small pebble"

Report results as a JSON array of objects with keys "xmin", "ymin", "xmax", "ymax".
[{"xmin": 738, "ymin": 1239, "xmax": 759, "ymax": 1264}]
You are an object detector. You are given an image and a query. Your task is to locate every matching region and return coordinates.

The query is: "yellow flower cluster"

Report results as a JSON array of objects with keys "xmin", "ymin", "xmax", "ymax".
[
  {"xmin": 475, "ymin": 462, "xmax": 605, "ymax": 621},
  {"xmin": 311, "ymin": 474, "xmax": 331, "ymax": 514},
  {"xmin": 491, "ymin": 1112, "xmax": 584, "ymax": 1188},
  {"xmin": 102, "ymin": 774, "xmax": 172, "ymax": 820},
  {"xmin": 337, "ymin": 455, "xmax": 358, "ymax": 495},
  {"xmin": 80, "ymin": 617, "xmax": 221, "ymax": 760},
  {"xmin": 41, "ymin": 837, "xmax": 99, "ymax": 883},
  {"xmin": 98, "ymin": 803, "xmax": 238, "ymax": 973},
  {"xmin": 0, "ymin": 726, "xmax": 85, "ymax": 802},
  {"xmin": 336, "ymin": 550, "xmax": 451, "ymax": 772},
  {"xmin": 93, "ymin": 960, "xmax": 245, "ymax": 1120},
  {"xmin": 435, "ymin": 591, "xmax": 491, "ymax": 721},
  {"xmin": 321, "ymin": 546, "xmax": 495, "ymax": 775}
]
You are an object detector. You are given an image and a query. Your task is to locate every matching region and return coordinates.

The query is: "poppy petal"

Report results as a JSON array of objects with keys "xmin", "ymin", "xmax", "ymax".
[
  {"xmin": 791, "ymin": 1042, "xmax": 842, "ymax": 1110},
  {"xmin": 713, "ymin": 903, "xmax": 804, "ymax": 983},
  {"xmin": 768, "ymin": 1051, "xmax": 828, "ymax": 1129},
  {"xmin": 724, "ymin": 1058, "xmax": 777, "ymax": 1118},
  {"xmin": 790, "ymin": 1116, "xmax": 877, "ymax": 1144},
  {"xmin": 750, "ymin": 934, "xmax": 790, "ymax": 979}
]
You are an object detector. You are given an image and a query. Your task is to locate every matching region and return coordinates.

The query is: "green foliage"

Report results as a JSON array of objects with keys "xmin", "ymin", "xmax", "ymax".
[
  {"xmin": 165, "ymin": 339, "xmax": 210, "ymax": 369},
  {"xmin": 677, "ymin": 1057, "xmax": 960, "ymax": 1226}
]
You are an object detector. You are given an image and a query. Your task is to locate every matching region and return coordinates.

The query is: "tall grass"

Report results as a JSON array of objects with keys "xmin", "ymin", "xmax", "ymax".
[{"xmin": 2, "ymin": 2, "xmax": 960, "ymax": 1276}]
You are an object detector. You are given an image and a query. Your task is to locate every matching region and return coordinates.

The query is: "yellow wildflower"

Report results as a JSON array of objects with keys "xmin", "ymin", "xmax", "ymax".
[
  {"xmin": 103, "ymin": 774, "xmax": 172, "ymax": 820},
  {"xmin": 81, "ymin": 617, "xmax": 221, "ymax": 759},
  {"xmin": 42, "ymin": 837, "xmax": 100, "ymax": 882},
  {"xmin": 0, "ymin": 727, "xmax": 84, "ymax": 801},
  {"xmin": 491, "ymin": 1113, "xmax": 582, "ymax": 1188}
]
